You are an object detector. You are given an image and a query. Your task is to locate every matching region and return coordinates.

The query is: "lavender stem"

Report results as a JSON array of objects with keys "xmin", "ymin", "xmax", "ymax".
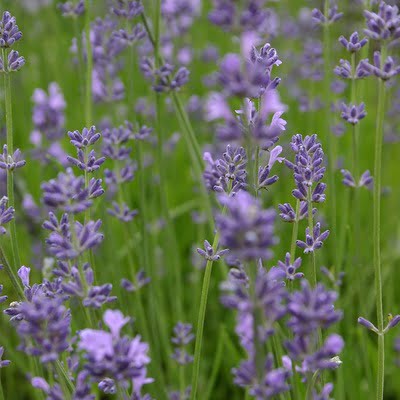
[
  {"xmin": 374, "ymin": 48, "xmax": 387, "ymax": 400},
  {"xmin": 2, "ymin": 49, "xmax": 21, "ymax": 273},
  {"xmin": 190, "ymin": 230, "xmax": 220, "ymax": 400}
]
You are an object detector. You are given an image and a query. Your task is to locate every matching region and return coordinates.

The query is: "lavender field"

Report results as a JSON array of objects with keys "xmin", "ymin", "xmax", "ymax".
[{"xmin": 0, "ymin": 0, "xmax": 400, "ymax": 399}]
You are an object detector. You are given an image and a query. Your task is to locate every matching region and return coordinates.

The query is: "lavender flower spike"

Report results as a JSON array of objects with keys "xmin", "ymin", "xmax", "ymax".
[
  {"xmin": 68, "ymin": 126, "xmax": 101, "ymax": 149},
  {"xmin": 0, "ymin": 50, "xmax": 25, "ymax": 72},
  {"xmin": 340, "ymin": 102, "xmax": 367, "ymax": 125},
  {"xmin": 339, "ymin": 32, "xmax": 368, "ymax": 53},
  {"xmin": 196, "ymin": 240, "xmax": 229, "ymax": 262},
  {"xmin": 0, "ymin": 12, "xmax": 22, "ymax": 48},
  {"xmin": 270, "ymin": 252, "xmax": 304, "ymax": 281},
  {"xmin": 359, "ymin": 52, "xmax": 400, "ymax": 81},
  {"xmin": 296, "ymin": 222, "xmax": 330, "ymax": 254},
  {"xmin": 216, "ymin": 191, "xmax": 277, "ymax": 262},
  {"xmin": 0, "ymin": 145, "xmax": 26, "ymax": 170}
]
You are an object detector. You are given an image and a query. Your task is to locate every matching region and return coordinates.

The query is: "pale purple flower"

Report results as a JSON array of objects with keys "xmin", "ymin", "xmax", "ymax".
[
  {"xmin": 0, "ymin": 145, "xmax": 26, "ymax": 170},
  {"xmin": 340, "ymin": 102, "xmax": 367, "ymax": 125},
  {"xmin": 216, "ymin": 191, "xmax": 277, "ymax": 262},
  {"xmin": 59, "ymin": 0, "xmax": 85, "ymax": 17},
  {"xmin": 0, "ymin": 49, "xmax": 25, "ymax": 72},
  {"xmin": 296, "ymin": 223, "xmax": 330, "ymax": 254},
  {"xmin": 270, "ymin": 253, "xmax": 304, "ymax": 281},
  {"xmin": 359, "ymin": 51, "xmax": 400, "ymax": 81},
  {"xmin": 197, "ymin": 240, "xmax": 229, "ymax": 262},
  {"xmin": 339, "ymin": 32, "xmax": 368, "ymax": 53},
  {"xmin": 364, "ymin": 2, "xmax": 400, "ymax": 42},
  {"xmin": 0, "ymin": 196, "xmax": 14, "ymax": 235}
]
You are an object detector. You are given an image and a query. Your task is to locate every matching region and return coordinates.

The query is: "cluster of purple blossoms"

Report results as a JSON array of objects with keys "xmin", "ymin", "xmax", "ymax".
[
  {"xmin": 197, "ymin": 239, "xmax": 229, "ymax": 262},
  {"xmin": 217, "ymin": 43, "xmax": 281, "ymax": 99},
  {"xmin": 43, "ymin": 212, "xmax": 104, "ymax": 260},
  {"xmin": 285, "ymin": 281, "xmax": 344, "ymax": 380},
  {"xmin": 312, "ymin": 4, "xmax": 343, "ymax": 26},
  {"xmin": 171, "ymin": 322, "xmax": 194, "ymax": 365},
  {"xmin": 30, "ymin": 83, "xmax": 67, "ymax": 161},
  {"xmin": 82, "ymin": 16, "xmax": 133, "ymax": 104},
  {"xmin": 203, "ymin": 144, "xmax": 247, "ymax": 196},
  {"xmin": 341, "ymin": 169, "xmax": 373, "ymax": 190},
  {"xmin": 209, "ymin": 0, "xmax": 278, "ymax": 37},
  {"xmin": 140, "ymin": 57, "xmax": 190, "ymax": 93},
  {"xmin": 0, "ymin": 12, "xmax": 24, "ymax": 72},
  {"xmin": 162, "ymin": 0, "xmax": 201, "ymax": 37},
  {"xmin": 67, "ymin": 126, "xmax": 106, "ymax": 173},
  {"xmin": 111, "ymin": 0, "xmax": 143, "ymax": 19},
  {"xmin": 280, "ymin": 135, "xmax": 329, "ymax": 253},
  {"xmin": 53, "ymin": 261, "xmax": 117, "ymax": 308},
  {"xmin": 58, "ymin": 0, "xmax": 85, "ymax": 17},
  {"xmin": 121, "ymin": 270, "xmax": 150, "ymax": 293},
  {"xmin": 78, "ymin": 309, "xmax": 152, "ymax": 396},
  {"xmin": 216, "ymin": 190, "xmax": 276, "ymax": 263},
  {"xmin": 4, "ymin": 267, "xmax": 71, "ymax": 363},
  {"xmin": 0, "ymin": 145, "xmax": 26, "ymax": 171},
  {"xmin": 364, "ymin": 1, "xmax": 400, "ymax": 42},
  {"xmin": 41, "ymin": 168, "xmax": 104, "ymax": 214},
  {"xmin": 101, "ymin": 122, "xmax": 140, "ymax": 221},
  {"xmin": 222, "ymin": 267, "xmax": 292, "ymax": 398}
]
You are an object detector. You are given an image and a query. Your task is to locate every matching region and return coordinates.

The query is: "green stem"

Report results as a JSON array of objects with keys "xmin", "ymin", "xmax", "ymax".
[
  {"xmin": 290, "ymin": 200, "xmax": 300, "ymax": 263},
  {"xmin": 84, "ymin": 0, "xmax": 93, "ymax": 126},
  {"xmin": 373, "ymin": 53, "xmax": 387, "ymax": 400},
  {"xmin": 307, "ymin": 188, "xmax": 316, "ymax": 286},
  {"xmin": 190, "ymin": 231, "xmax": 220, "ymax": 400},
  {"xmin": 322, "ymin": 2, "xmax": 337, "ymax": 269},
  {"xmin": 2, "ymin": 51, "xmax": 21, "ymax": 271}
]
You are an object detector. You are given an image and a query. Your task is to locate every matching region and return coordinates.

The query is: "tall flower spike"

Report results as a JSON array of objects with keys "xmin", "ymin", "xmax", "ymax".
[
  {"xmin": 0, "ymin": 145, "xmax": 26, "ymax": 170},
  {"xmin": 0, "ymin": 12, "xmax": 22, "ymax": 48},
  {"xmin": 296, "ymin": 222, "xmax": 330, "ymax": 254},
  {"xmin": 216, "ymin": 191, "xmax": 277, "ymax": 262},
  {"xmin": 364, "ymin": 2, "xmax": 400, "ymax": 42},
  {"xmin": 339, "ymin": 32, "xmax": 368, "ymax": 53}
]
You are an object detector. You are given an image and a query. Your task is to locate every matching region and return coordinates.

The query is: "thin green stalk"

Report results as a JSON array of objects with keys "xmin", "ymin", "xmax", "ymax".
[
  {"xmin": 322, "ymin": 3, "xmax": 337, "ymax": 269},
  {"xmin": 373, "ymin": 54, "xmax": 387, "ymax": 400},
  {"xmin": 203, "ymin": 325, "xmax": 225, "ymax": 400},
  {"xmin": 84, "ymin": 0, "xmax": 93, "ymax": 127},
  {"xmin": 2, "ymin": 58, "xmax": 21, "ymax": 270},
  {"xmin": 190, "ymin": 231, "xmax": 220, "ymax": 400},
  {"xmin": 307, "ymin": 187, "xmax": 316, "ymax": 286}
]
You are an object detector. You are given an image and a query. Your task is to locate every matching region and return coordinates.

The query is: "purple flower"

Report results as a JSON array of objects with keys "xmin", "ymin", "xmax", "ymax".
[
  {"xmin": 0, "ymin": 49, "xmax": 25, "ymax": 72},
  {"xmin": 358, "ymin": 314, "xmax": 400, "ymax": 334},
  {"xmin": 31, "ymin": 83, "xmax": 66, "ymax": 143},
  {"xmin": 121, "ymin": 270, "xmax": 150, "ymax": 292},
  {"xmin": 140, "ymin": 58, "xmax": 189, "ymax": 92},
  {"xmin": 107, "ymin": 202, "xmax": 138, "ymax": 222},
  {"xmin": 359, "ymin": 51, "xmax": 400, "ymax": 81},
  {"xmin": 364, "ymin": 2, "xmax": 400, "ymax": 42},
  {"xmin": 296, "ymin": 222, "xmax": 330, "ymax": 254},
  {"xmin": 111, "ymin": 24, "xmax": 146, "ymax": 47},
  {"xmin": 233, "ymin": 355, "xmax": 292, "ymax": 399},
  {"xmin": 112, "ymin": 0, "xmax": 144, "ymax": 19},
  {"xmin": 313, "ymin": 383, "xmax": 334, "ymax": 400},
  {"xmin": 0, "ymin": 196, "xmax": 14, "ymax": 235},
  {"xmin": 216, "ymin": 191, "xmax": 277, "ymax": 262},
  {"xmin": 339, "ymin": 32, "xmax": 368, "ymax": 53},
  {"xmin": 58, "ymin": 0, "xmax": 85, "ymax": 17},
  {"xmin": 5, "ymin": 285, "xmax": 71, "ymax": 363},
  {"xmin": 312, "ymin": 5, "xmax": 343, "ymax": 25},
  {"xmin": 78, "ymin": 309, "xmax": 152, "ymax": 395},
  {"xmin": 0, "ymin": 145, "xmax": 26, "ymax": 170},
  {"xmin": 334, "ymin": 59, "xmax": 370, "ymax": 80},
  {"xmin": 171, "ymin": 322, "xmax": 194, "ymax": 365},
  {"xmin": 285, "ymin": 134, "xmax": 326, "ymax": 204},
  {"xmin": 270, "ymin": 252, "xmax": 304, "ymax": 281},
  {"xmin": 341, "ymin": 169, "xmax": 373, "ymax": 189},
  {"xmin": 340, "ymin": 102, "xmax": 367, "ymax": 125},
  {"xmin": 41, "ymin": 169, "xmax": 95, "ymax": 214},
  {"xmin": 0, "ymin": 11, "xmax": 22, "ymax": 48},
  {"xmin": 197, "ymin": 240, "xmax": 229, "ymax": 262},
  {"xmin": 287, "ymin": 280, "xmax": 342, "ymax": 336},
  {"xmin": 203, "ymin": 145, "xmax": 247, "ymax": 195},
  {"xmin": 44, "ymin": 213, "xmax": 104, "ymax": 260},
  {"xmin": 68, "ymin": 126, "xmax": 101, "ymax": 149},
  {"xmin": 278, "ymin": 201, "xmax": 314, "ymax": 223}
]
